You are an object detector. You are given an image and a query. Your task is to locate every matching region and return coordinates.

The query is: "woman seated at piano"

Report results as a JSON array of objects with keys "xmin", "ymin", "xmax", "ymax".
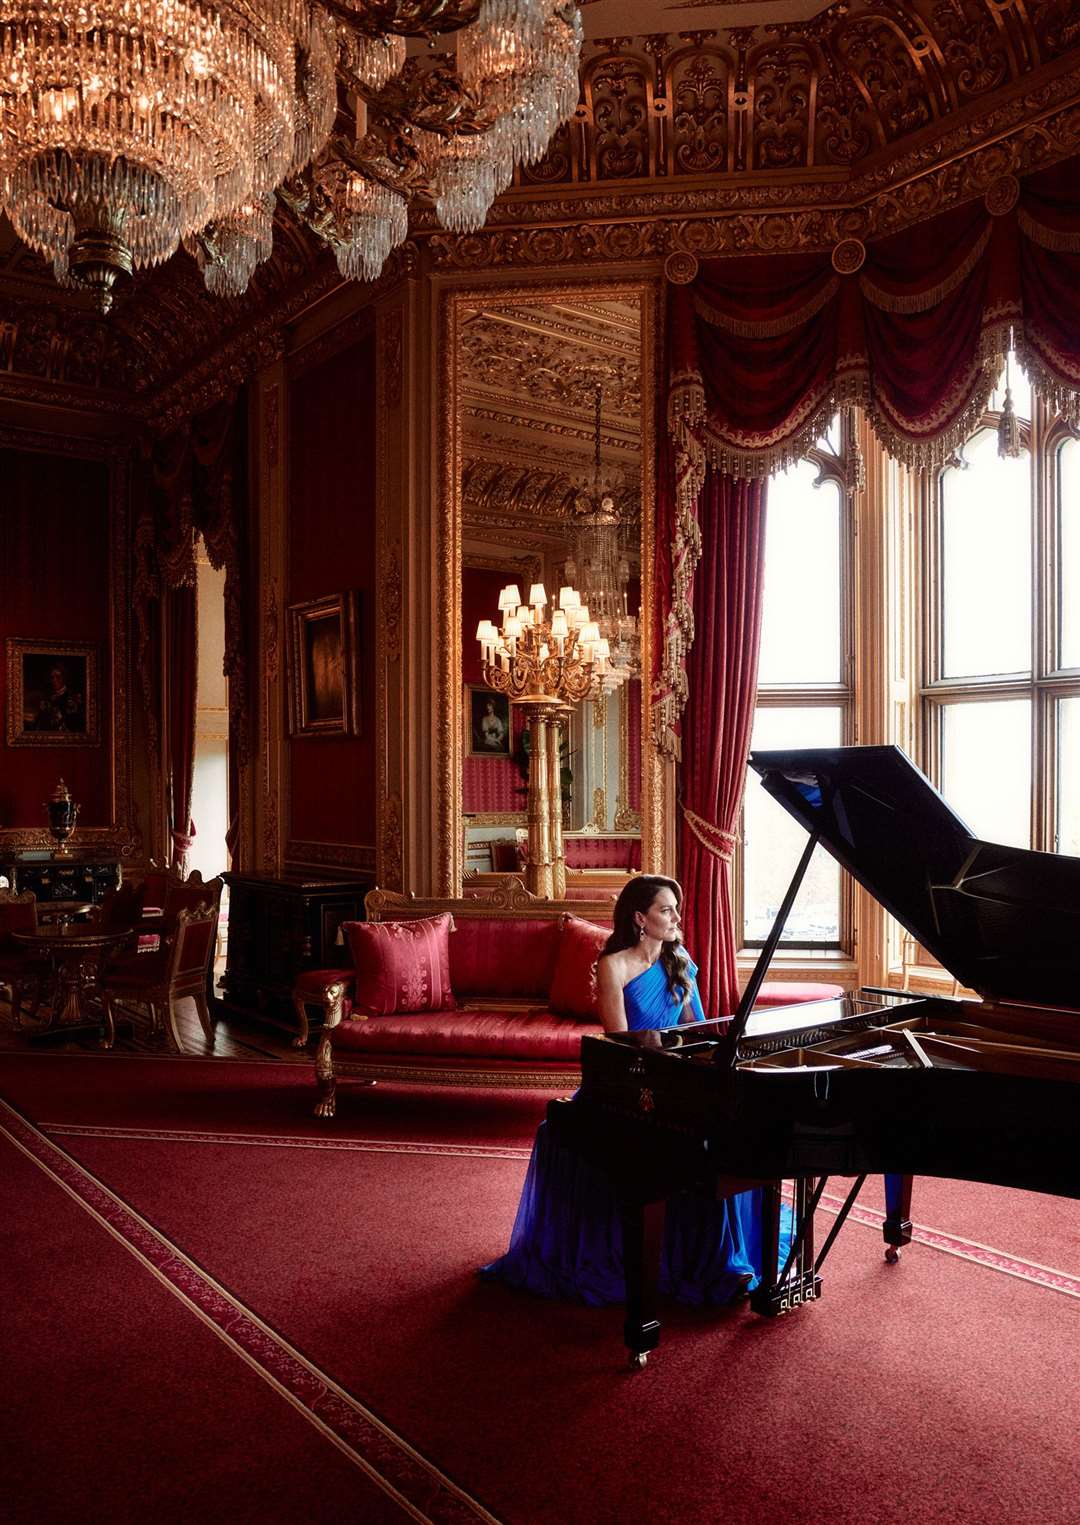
[{"xmin": 482, "ymin": 875, "xmax": 785, "ymax": 1307}]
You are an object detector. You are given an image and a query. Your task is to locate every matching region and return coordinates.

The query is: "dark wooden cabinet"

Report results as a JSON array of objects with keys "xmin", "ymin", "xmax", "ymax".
[
  {"xmin": 0, "ymin": 850, "xmax": 121, "ymax": 907},
  {"xmin": 220, "ymin": 871, "xmax": 370, "ymax": 1026}
]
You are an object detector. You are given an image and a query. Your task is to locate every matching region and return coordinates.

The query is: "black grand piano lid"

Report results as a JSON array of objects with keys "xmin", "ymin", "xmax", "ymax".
[{"xmin": 748, "ymin": 744, "xmax": 1080, "ymax": 1013}]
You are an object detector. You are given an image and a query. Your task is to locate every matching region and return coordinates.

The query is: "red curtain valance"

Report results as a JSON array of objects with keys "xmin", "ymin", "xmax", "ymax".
[
  {"xmin": 654, "ymin": 158, "xmax": 1080, "ymax": 757},
  {"xmin": 669, "ymin": 158, "xmax": 1080, "ymax": 490}
]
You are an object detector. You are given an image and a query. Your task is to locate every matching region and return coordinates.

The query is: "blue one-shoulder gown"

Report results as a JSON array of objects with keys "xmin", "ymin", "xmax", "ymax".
[{"xmin": 481, "ymin": 957, "xmax": 786, "ymax": 1307}]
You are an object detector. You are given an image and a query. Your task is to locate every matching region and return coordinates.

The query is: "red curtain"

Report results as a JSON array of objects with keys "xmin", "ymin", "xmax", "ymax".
[
  {"xmin": 655, "ymin": 156, "xmax": 1080, "ymax": 1000},
  {"xmin": 679, "ymin": 474, "xmax": 767, "ymax": 1018}
]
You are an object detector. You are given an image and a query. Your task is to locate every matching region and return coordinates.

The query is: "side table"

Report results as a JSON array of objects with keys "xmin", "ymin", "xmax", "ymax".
[{"xmin": 14, "ymin": 923, "xmax": 133, "ymax": 1048}]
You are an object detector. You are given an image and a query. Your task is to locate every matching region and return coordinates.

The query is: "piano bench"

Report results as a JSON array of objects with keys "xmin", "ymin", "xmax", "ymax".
[{"xmin": 752, "ymin": 981, "xmax": 845, "ymax": 1008}]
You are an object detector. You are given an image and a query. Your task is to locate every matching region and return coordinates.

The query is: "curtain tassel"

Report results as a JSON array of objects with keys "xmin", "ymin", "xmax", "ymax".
[{"xmin": 998, "ymin": 348, "xmax": 1022, "ymax": 459}]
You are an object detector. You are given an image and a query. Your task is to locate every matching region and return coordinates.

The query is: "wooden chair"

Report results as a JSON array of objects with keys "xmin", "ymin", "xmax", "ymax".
[
  {"xmin": 0, "ymin": 889, "xmax": 42, "ymax": 1027},
  {"xmin": 99, "ymin": 902, "xmax": 219, "ymax": 1052}
]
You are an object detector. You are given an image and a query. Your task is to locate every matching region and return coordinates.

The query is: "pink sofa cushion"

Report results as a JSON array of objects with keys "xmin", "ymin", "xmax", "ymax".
[
  {"xmin": 331, "ymin": 1009, "xmax": 600, "ymax": 1062},
  {"xmin": 447, "ymin": 918, "xmax": 560, "ymax": 1000},
  {"xmin": 549, "ymin": 914, "xmax": 609, "ymax": 1020},
  {"xmin": 343, "ymin": 914, "xmax": 456, "ymax": 1016}
]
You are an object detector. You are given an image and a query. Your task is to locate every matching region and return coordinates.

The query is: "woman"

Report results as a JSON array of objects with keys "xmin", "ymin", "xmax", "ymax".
[{"xmin": 481, "ymin": 875, "xmax": 781, "ymax": 1307}]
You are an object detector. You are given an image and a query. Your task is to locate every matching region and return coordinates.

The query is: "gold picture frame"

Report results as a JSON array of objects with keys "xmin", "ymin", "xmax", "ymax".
[
  {"xmin": 6, "ymin": 637, "xmax": 100, "ymax": 746},
  {"xmin": 466, "ymin": 684, "xmax": 511, "ymax": 757},
  {"xmin": 287, "ymin": 592, "xmax": 359, "ymax": 737}
]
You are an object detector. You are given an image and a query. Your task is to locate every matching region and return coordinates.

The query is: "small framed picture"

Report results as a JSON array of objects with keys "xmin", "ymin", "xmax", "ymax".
[
  {"xmin": 467, "ymin": 686, "xmax": 511, "ymax": 757},
  {"xmin": 287, "ymin": 593, "xmax": 359, "ymax": 737},
  {"xmin": 6, "ymin": 638, "xmax": 100, "ymax": 746}
]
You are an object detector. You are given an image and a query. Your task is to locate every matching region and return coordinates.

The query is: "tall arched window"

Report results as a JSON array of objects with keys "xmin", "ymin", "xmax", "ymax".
[{"xmin": 740, "ymin": 416, "xmax": 854, "ymax": 953}]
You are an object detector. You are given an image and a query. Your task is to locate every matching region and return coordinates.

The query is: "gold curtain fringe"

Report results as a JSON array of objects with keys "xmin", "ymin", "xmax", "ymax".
[
  {"xmin": 858, "ymin": 225, "xmax": 993, "ymax": 314},
  {"xmin": 691, "ymin": 277, "xmax": 839, "ymax": 338},
  {"xmin": 681, "ymin": 805, "xmax": 739, "ymax": 862},
  {"xmin": 1017, "ymin": 209, "xmax": 1080, "ymax": 254},
  {"xmin": 700, "ymin": 389, "xmax": 843, "ymax": 481},
  {"xmin": 1013, "ymin": 337, "xmax": 1080, "ymax": 425},
  {"xmin": 859, "ymin": 334, "xmax": 1006, "ymax": 472}
]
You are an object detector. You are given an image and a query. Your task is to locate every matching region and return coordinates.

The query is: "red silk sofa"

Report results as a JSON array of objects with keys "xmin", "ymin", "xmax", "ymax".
[{"xmin": 292, "ymin": 878, "xmax": 845, "ymax": 1119}]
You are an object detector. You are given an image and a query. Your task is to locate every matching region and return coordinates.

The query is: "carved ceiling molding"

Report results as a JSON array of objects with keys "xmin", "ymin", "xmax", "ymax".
[
  {"xmin": 428, "ymin": 85, "xmax": 1080, "ymax": 267},
  {"xmin": 512, "ymin": 4, "xmax": 1078, "ymax": 190},
  {"xmin": 465, "ymin": 421, "xmax": 637, "ymax": 465},
  {"xmin": 462, "ymin": 457, "xmax": 640, "ymax": 527},
  {"xmin": 144, "ymin": 242, "xmax": 417, "ymax": 433},
  {"xmin": 460, "ymin": 315, "xmax": 641, "ymax": 418}
]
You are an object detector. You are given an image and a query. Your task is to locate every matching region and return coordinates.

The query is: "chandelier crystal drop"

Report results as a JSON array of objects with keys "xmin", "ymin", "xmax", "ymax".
[
  {"xmin": 0, "ymin": 0, "xmax": 582, "ymax": 310},
  {"xmin": 335, "ymin": 176, "xmax": 409, "ymax": 283}
]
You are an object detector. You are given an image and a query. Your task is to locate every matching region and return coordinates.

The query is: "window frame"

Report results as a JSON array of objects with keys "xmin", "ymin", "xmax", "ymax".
[
  {"xmin": 919, "ymin": 399, "xmax": 1080, "ymax": 856},
  {"xmin": 735, "ymin": 414, "xmax": 858, "ymax": 963}
]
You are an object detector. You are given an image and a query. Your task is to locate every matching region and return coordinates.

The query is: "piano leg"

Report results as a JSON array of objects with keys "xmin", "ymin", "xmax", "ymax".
[
  {"xmin": 621, "ymin": 1197, "xmax": 665, "ymax": 1368},
  {"xmin": 749, "ymin": 1182, "xmax": 786, "ymax": 1316},
  {"xmin": 883, "ymin": 1173, "xmax": 913, "ymax": 1264}
]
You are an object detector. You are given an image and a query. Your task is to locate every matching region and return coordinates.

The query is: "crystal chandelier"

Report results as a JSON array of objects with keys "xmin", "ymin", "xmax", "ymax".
[
  {"xmin": 0, "ymin": 0, "xmax": 582, "ymax": 312},
  {"xmin": 565, "ymin": 385, "xmax": 640, "ymax": 691}
]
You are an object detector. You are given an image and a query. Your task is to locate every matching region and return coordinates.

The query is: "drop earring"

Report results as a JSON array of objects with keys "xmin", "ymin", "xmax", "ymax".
[{"xmin": 638, "ymin": 924, "xmax": 645, "ymax": 941}]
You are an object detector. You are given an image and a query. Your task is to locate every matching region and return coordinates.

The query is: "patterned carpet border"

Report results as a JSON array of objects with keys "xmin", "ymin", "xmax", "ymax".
[
  {"xmin": 45, "ymin": 1124, "xmax": 532, "ymax": 1161},
  {"xmin": 38, "ymin": 1120, "xmax": 1080, "ymax": 1300},
  {"xmin": 817, "ymin": 1190, "xmax": 1080, "ymax": 1299},
  {"xmin": 0, "ymin": 1099, "xmax": 503, "ymax": 1525}
]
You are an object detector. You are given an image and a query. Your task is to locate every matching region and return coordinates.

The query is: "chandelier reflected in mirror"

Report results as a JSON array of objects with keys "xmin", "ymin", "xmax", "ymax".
[
  {"xmin": 565, "ymin": 383, "xmax": 640, "ymax": 692},
  {"xmin": 0, "ymin": 0, "xmax": 582, "ymax": 311}
]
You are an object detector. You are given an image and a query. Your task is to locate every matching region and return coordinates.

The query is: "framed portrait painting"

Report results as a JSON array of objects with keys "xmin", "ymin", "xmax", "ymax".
[
  {"xmin": 287, "ymin": 592, "xmax": 359, "ymax": 737},
  {"xmin": 6, "ymin": 638, "xmax": 100, "ymax": 746},
  {"xmin": 466, "ymin": 685, "xmax": 511, "ymax": 757}
]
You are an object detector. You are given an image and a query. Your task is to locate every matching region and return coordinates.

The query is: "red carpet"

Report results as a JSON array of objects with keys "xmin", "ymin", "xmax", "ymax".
[{"xmin": 3, "ymin": 1055, "xmax": 1079, "ymax": 1524}]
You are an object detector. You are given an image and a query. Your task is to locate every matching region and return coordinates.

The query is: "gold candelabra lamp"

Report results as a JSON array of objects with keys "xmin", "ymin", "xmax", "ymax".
[{"xmin": 477, "ymin": 582, "xmax": 609, "ymax": 899}]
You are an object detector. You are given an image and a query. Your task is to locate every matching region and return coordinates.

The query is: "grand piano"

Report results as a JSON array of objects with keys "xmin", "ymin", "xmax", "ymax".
[{"xmin": 547, "ymin": 745, "xmax": 1080, "ymax": 1365}]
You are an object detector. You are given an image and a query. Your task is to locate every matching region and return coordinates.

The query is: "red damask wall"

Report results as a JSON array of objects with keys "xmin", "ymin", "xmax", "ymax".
[
  {"xmin": 287, "ymin": 331, "xmax": 377, "ymax": 854},
  {"xmin": 0, "ymin": 448, "xmax": 113, "ymax": 829},
  {"xmin": 462, "ymin": 566, "xmax": 526, "ymax": 815}
]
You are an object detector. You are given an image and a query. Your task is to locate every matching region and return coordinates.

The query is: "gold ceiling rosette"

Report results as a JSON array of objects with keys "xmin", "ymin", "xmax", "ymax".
[{"xmin": 0, "ymin": 0, "xmax": 582, "ymax": 309}]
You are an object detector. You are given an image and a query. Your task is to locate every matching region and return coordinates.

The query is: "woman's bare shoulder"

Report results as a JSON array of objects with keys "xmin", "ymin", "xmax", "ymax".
[{"xmin": 597, "ymin": 947, "xmax": 637, "ymax": 988}]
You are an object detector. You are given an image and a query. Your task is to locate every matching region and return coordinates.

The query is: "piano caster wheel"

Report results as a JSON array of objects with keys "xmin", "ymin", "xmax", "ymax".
[
  {"xmin": 629, "ymin": 1351, "xmax": 648, "ymax": 1370},
  {"xmin": 884, "ymin": 1246, "xmax": 900, "ymax": 1265}
]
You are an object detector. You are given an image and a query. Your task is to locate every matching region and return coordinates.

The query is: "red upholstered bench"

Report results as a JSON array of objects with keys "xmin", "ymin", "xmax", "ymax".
[{"xmin": 752, "ymin": 981, "xmax": 845, "ymax": 1008}]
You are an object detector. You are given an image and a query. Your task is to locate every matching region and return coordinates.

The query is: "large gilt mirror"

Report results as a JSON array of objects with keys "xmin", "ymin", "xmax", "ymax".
[{"xmin": 442, "ymin": 281, "xmax": 658, "ymax": 898}]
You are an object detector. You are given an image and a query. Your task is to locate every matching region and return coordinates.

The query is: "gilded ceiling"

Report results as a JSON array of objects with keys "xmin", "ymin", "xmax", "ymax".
[{"xmin": 1, "ymin": 0, "xmax": 1078, "ymax": 419}]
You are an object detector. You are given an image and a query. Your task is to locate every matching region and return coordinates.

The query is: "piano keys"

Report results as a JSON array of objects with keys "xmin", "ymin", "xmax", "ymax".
[{"xmin": 549, "ymin": 745, "xmax": 1080, "ymax": 1365}]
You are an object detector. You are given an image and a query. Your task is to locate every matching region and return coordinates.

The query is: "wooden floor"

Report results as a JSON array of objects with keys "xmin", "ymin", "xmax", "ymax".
[{"xmin": 0, "ymin": 991, "xmax": 308, "ymax": 1063}]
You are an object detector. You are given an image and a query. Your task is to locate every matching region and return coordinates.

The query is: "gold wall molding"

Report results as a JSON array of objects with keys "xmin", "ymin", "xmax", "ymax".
[
  {"xmin": 286, "ymin": 839, "xmax": 377, "ymax": 873},
  {"xmin": 378, "ymin": 792, "xmax": 404, "ymax": 893}
]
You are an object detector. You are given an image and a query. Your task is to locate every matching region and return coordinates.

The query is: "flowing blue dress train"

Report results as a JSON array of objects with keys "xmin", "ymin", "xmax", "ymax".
[{"xmin": 481, "ymin": 957, "xmax": 788, "ymax": 1307}]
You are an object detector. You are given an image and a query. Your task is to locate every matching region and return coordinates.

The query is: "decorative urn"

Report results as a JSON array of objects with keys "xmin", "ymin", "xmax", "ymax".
[{"xmin": 45, "ymin": 779, "xmax": 79, "ymax": 855}]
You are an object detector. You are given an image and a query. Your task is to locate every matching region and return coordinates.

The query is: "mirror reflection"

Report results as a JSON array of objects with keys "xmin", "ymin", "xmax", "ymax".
[{"xmin": 458, "ymin": 292, "xmax": 643, "ymax": 892}]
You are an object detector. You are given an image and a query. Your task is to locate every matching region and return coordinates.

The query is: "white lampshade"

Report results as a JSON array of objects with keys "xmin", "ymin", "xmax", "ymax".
[
  {"xmin": 499, "ymin": 584, "xmax": 521, "ymax": 612},
  {"xmin": 529, "ymin": 583, "xmax": 547, "ymax": 607},
  {"xmin": 579, "ymin": 621, "xmax": 600, "ymax": 645},
  {"xmin": 550, "ymin": 609, "xmax": 568, "ymax": 639},
  {"xmin": 558, "ymin": 586, "xmax": 579, "ymax": 611}
]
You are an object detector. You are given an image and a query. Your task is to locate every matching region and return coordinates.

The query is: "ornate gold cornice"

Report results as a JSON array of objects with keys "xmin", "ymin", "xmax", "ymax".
[{"xmin": 427, "ymin": 89, "xmax": 1080, "ymax": 268}]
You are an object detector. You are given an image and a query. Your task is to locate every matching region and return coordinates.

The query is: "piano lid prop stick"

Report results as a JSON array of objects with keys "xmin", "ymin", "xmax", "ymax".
[{"xmin": 720, "ymin": 826, "xmax": 822, "ymax": 1065}]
